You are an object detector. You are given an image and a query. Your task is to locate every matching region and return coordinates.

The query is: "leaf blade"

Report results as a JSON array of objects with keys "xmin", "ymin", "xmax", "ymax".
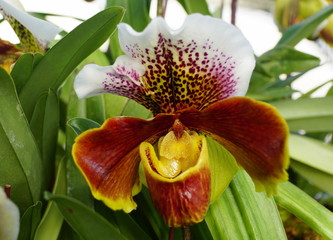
[
  {"xmin": 275, "ymin": 182, "xmax": 333, "ymax": 239},
  {"xmin": 206, "ymin": 171, "xmax": 287, "ymax": 240},
  {"xmin": 45, "ymin": 193, "xmax": 127, "ymax": 240},
  {"xmin": 0, "ymin": 67, "xmax": 42, "ymax": 211},
  {"xmin": 288, "ymin": 134, "xmax": 333, "ymax": 176},
  {"xmin": 19, "ymin": 7, "xmax": 125, "ymax": 120}
]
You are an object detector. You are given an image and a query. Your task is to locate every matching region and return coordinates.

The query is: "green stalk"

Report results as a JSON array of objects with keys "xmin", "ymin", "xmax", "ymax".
[{"xmin": 157, "ymin": 0, "xmax": 168, "ymax": 17}]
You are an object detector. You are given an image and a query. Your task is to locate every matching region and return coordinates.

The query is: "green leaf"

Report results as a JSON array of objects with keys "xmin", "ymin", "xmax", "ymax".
[
  {"xmin": 0, "ymin": 68, "xmax": 42, "ymax": 212},
  {"xmin": 257, "ymin": 46, "xmax": 320, "ymax": 76},
  {"xmin": 126, "ymin": 0, "xmax": 151, "ymax": 31},
  {"xmin": 247, "ymin": 88, "xmax": 296, "ymax": 101},
  {"xmin": 68, "ymin": 118, "xmax": 101, "ymax": 135},
  {"xmin": 19, "ymin": 7, "xmax": 125, "ymax": 120},
  {"xmin": 288, "ymin": 134, "xmax": 333, "ymax": 176},
  {"xmin": 121, "ymin": 99, "xmax": 151, "ymax": 118},
  {"xmin": 248, "ymin": 62, "xmax": 274, "ymax": 92},
  {"xmin": 57, "ymin": 222, "xmax": 81, "ymax": 240},
  {"xmin": 95, "ymin": 200, "xmax": 156, "ymax": 240},
  {"xmin": 277, "ymin": 4, "xmax": 333, "ymax": 47},
  {"xmin": 104, "ymin": 94, "xmax": 129, "ymax": 118},
  {"xmin": 291, "ymin": 161, "xmax": 333, "ymax": 195},
  {"xmin": 273, "ymin": 98, "xmax": 333, "ymax": 119},
  {"xmin": 93, "ymin": 202, "xmax": 153, "ymax": 240},
  {"xmin": 10, "ymin": 53, "xmax": 43, "ymax": 94},
  {"xmin": 270, "ymin": 70, "xmax": 309, "ymax": 88},
  {"xmin": 275, "ymin": 182, "xmax": 333, "ymax": 239},
  {"xmin": 30, "ymin": 89, "xmax": 59, "ymax": 190},
  {"xmin": 34, "ymin": 157, "xmax": 67, "ymax": 240},
  {"xmin": 106, "ymin": 0, "xmax": 151, "ymax": 32},
  {"xmin": 106, "ymin": 0, "xmax": 150, "ymax": 31},
  {"xmin": 206, "ymin": 171, "xmax": 287, "ymax": 240},
  {"xmin": 86, "ymin": 95, "xmax": 106, "ymax": 124},
  {"xmin": 287, "ymin": 116, "xmax": 333, "ymax": 132},
  {"xmin": 132, "ymin": 187, "xmax": 169, "ymax": 239},
  {"xmin": 190, "ymin": 221, "xmax": 213, "ymax": 240},
  {"xmin": 177, "ymin": 0, "xmax": 211, "ymax": 15},
  {"xmin": 271, "ymin": 97, "xmax": 333, "ymax": 132},
  {"xmin": 299, "ymin": 79, "xmax": 333, "ymax": 99},
  {"xmin": 206, "ymin": 187, "xmax": 249, "ymax": 240},
  {"xmin": 231, "ymin": 172, "xmax": 286, "ymax": 239},
  {"xmin": 113, "ymin": 211, "xmax": 152, "ymax": 240},
  {"xmin": 44, "ymin": 193, "xmax": 127, "ymax": 240},
  {"xmin": 18, "ymin": 202, "xmax": 42, "ymax": 240},
  {"xmin": 327, "ymin": 84, "xmax": 333, "ymax": 96}
]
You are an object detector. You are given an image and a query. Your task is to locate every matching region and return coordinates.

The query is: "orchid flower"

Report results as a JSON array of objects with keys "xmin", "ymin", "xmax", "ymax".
[
  {"xmin": 73, "ymin": 14, "xmax": 289, "ymax": 227},
  {"xmin": 0, "ymin": 186, "xmax": 20, "ymax": 240},
  {"xmin": 0, "ymin": 0, "xmax": 61, "ymax": 71}
]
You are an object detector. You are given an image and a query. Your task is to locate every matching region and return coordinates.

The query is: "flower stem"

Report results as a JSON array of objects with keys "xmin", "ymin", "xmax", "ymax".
[
  {"xmin": 168, "ymin": 227, "xmax": 175, "ymax": 240},
  {"xmin": 219, "ymin": 0, "xmax": 225, "ymax": 19},
  {"xmin": 157, "ymin": 0, "xmax": 168, "ymax": 17},
  {"xmin": 231, "ymin": 0, "xmax": 238, "ymax": 25},
  {"xmin": 182, "ymin": 227, "xmax": 191, "ymax": 240},
  {"xmin": 4, "ymin": 184, "xmax": 11, "ymax": 198}
]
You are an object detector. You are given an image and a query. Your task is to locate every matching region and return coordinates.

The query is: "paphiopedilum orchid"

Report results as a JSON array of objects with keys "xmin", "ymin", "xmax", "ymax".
[
  {"xmin": 73, "ymin": 14, "xmax": 289, "ymax": 227},
  {"xmin": 0, "ymin": 0, "xmax": 61, "ymax": 71}
]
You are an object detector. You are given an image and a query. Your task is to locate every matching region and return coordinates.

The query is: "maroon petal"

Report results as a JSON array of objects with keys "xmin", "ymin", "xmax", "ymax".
[
  {"xmin": 72, "ymin": 114, "xmax": 175, "ymax": 212},
  {"xmin": 179, "ymin": 97, "xmax": 289, "ymax": 194}
]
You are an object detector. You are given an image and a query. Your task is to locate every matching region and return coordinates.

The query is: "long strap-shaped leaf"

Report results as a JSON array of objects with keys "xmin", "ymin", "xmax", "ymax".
[
  {"xmin": 33, "ymin": 157, "xmax": 66, "ymax": 240},
  {"xmin": 272, "ymin": 97, "xmax": 333, "ymax": 133},
  {"xmin": 275, "ymin": 182, "xmax": 333, "ymax": 239},
  {"xmin": 0, "ymin": 67, "xmax": 43, "ymax": 212},
  {"xmin": 18, "ymin": 7, "xmax": 125, "ymax": 120},
  {"xmin": 44, "ymin": 192, "xmax": 127, "ymax": 240},
  {"xmin": 206, "ymin": 171, "xmax": 287, "ymax": 240}
]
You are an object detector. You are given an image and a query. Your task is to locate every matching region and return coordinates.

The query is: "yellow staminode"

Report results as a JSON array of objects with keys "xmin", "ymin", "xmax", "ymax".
[
  {"xmin": 140, "ymin": 130, "xmax": 206, "ymax": 181},
  {"xmin": 152, "ymin": 130, "xmax": 202, "ymax": 178}
]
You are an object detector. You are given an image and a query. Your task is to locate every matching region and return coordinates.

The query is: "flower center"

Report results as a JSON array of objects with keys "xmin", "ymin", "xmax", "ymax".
[{"xmin": 152, "ymin": 130, "xmax": 202, "ymax": 179}]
